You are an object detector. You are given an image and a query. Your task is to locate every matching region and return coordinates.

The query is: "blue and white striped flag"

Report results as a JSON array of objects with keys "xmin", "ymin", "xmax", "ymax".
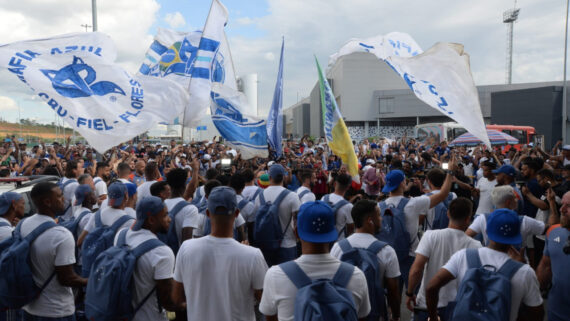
[{"xmin": 266, "ymin": 39, "xmax": 284, "ymax": 158}]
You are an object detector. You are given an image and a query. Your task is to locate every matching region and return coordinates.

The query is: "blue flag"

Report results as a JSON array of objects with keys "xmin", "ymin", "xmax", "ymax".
[{"xmin": 266, "ymin": 38, "xmax": 284, "ymax": 158}]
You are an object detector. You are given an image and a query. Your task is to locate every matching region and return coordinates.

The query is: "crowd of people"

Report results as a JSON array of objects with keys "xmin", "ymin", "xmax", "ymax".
[{"xmin": 0, "ymin": 133, "xmax": 569, "ymax": 321}]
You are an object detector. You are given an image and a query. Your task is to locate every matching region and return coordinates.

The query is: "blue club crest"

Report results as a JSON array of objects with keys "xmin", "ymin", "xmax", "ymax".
[
  {"xmin": 41, "ymin": 56, "xmax": 125, "ymax": 98},
  {"xmin": 211, "ymin": 91, "xmax": 246, "ymax": 123}
]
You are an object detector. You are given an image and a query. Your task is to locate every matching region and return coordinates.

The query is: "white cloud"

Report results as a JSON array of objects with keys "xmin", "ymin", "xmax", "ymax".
[
  {"xmin": 264, "ymin": 52, "xmax": 275, "ymax": 61},
  {"xmin": 236, "ymin": 17, "xmax": 254, "ymax": 25},
  {"xmin": 164, "ymin": 11, "xmax": 186, "ymax": 29},
  {"xmin": 0, "ymin": 96, "xmax": 18, "ymax": 111}
]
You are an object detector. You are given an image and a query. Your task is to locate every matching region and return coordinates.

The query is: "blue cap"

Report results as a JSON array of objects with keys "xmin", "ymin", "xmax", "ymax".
[
  {"xmin": 486, "ymin": 208, "xmax": 522, "ymax": 245},
  {"xmin": 107, "ymin": 182, "xmax": 127, "ymax": 207},
  {"xmin": 74, "ymin": 185, "xmax": 93, "ymax": 206},
  {"xmin": 269, "ymin": 164, "xmax": 286, "ymax": 178},
  {"xmin": 0, "ymin": 192, "xmax": 22, "ymax": 216},
  {"xmin": 493, "ymin": 165, "xmax": 516, "ymax": 177},
  {"xmin": 125, "ymin": 183, "xmax": 137, "ymax": 197},
  {"xmin": 207, "ymin": 186, "xmax": 237, "ymax": 215},
  {"xmin": 297, "ymin": 201, "xmax": 337, "ymax": 243},
  {"xmin": 132, "ymin": 196, "xmax": 166, "ymax": 231},
  {"xmin": 382, "ymin": 170, "xmax": 405, "ymax": 194}
]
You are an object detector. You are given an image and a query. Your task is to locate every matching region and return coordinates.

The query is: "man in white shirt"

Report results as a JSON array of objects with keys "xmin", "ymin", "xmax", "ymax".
[
  {"xmin": 330, "ymin": 199, "xmax": 401, "ymax": 321},
  {"xmin": 229, "ymin": 173, "xmax": 254, "ymax": 243},
  {"xmin": 115, "ymin": 196, "xmax": 184, "ymax": 321},
  {"xmin": 260, "ymin": 201, "xmax": 371, "ymax": 321},
  {"xmin": 22, "ymin": 182, "xmax": 87, "ymax": 319},
  {"xmin": 406, "ymin": 197, "xmax": 481, "ymax": 321},
  {"xmin": 296, "ymin": 170, "xmax": 316, "ymax": 204},
  {"xmin": 321, "ymin": 173, "xmax": 355, "ymax": 240},
  {"xmin": 466, "ymin": 185, "xmax": 546, "ymax": 247},
  {"xmin": 164, "ymin": 168, "xmax": 199, "ymax": 247},
  {"xmin": 424, "ymin": 168, "xmax": 457, "ymax": 230},
  {"xmin": 242, "ymin": 169, "xmax": 262, "ymax": 202},
  {"xmin": 136, "ymin": 162, "xmax": 161, "ymax": 208},
  {"xmin": 380, "ymin": 168, "xmax": 454, "ymax": 292},
  {"xmin": 93, "ymin": 162, "xmax": 110, "ymax": 207},
  {"xmin": 60, "ymin": 159, "xmax": 83, "ymax": 220},
  {"xmin": 0, "ymin": 192, "xmax": 24, "ymax": 241},
  {"xmin": 473, "ymin": 161, "xmax": 498, "ymax": 215},
  {"xmin": 426, "ymin": 209, "xmax": 544, "ymax": 321},
  {"xmin": 254, "ymin": 164, "xmax": 301, "ymax": 266},
  {"xmin": 172, "ymin": 187, "xmax": 268, "ymax": 321}
]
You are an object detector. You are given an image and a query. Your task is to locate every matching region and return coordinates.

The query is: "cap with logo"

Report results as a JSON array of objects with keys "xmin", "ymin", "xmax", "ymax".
[
  {"xmin": 296, "ymin": 201, "xmax": 337, "ymax": 243},
  {"xmin": 486, "ymin": 208, "xmax": 522, "ymax": 245},
  {"xmin": 382, "ymin": 170, "xmax": 405, "ymax": 194}
]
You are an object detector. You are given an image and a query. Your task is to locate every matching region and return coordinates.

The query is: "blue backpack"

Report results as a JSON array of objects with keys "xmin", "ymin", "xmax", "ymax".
[
  {"xmin": 298, "ymin": 189, "xmax": 311, "ymax": 201},
  {"xmin": 195, "ymin": 197, "xmax": 208, "ymax": 215},
  {"xmin": 279, "ymin": 261, "xmax": 359, "ymax": 321},
  {"xmin": 449, "ymin": 248, "xmax": 523, "ymax": 321},
  {"xmin": 85, "ymin": 229, "xmax": 163, "ymax": 321},
  {"xmin": 0, "ymin": 219, "xmax": 57, "ymax": 309},
  {"xmin": 158, "ymin": 200, "xmax": 191, "ymax": 254},
  {"xmin": 425, "ymin": 192, "xmax": 454, "ymax": 230},
  {"xmin": 59, "ymin": 209, "xmax": 91, "ymax": 241},
  {"xmin": 190, "ymin": 187, "xmax": 203, "ymax": 206},
  {"xmin": 338, "ymin": 239, "xmax": 388, "ymax": 321},
  {"xmin": 376, "ymin": 198, "xmax": 411, "ymax": 264},
  {"xmin": 323, "ymin": 195, "xmax": 350, "ymax": 237},
  {"xmin": 81, "ymin": 211, "xmax": 133, "ymax": 277},
  {"xmin": 254, "ymin": 190, "xmax": 291, "ymax": 250}
]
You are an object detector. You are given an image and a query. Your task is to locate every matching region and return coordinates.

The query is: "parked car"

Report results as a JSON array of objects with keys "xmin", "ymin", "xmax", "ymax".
[{"xmin": 0, "ymin": 176, "xmax": 60, "ymax": 217}]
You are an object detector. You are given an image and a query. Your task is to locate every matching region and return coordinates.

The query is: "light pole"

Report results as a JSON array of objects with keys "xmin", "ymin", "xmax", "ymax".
[
  {"xmin": 563, "ymin": 0, "xmax": 569, "ymax": 144},
  {"xmin": 92, "ymin": 0, "xmax": 98, "ymax": 31}
]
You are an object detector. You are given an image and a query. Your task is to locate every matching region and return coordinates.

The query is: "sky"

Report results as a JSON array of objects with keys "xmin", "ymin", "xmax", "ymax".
[{"xmin": 0, "ymin": 0, "xmax": 568, "ymax": 133}]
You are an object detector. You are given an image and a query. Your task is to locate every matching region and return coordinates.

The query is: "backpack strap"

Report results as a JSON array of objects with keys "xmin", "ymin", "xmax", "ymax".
[
  {"xmin": 332, "ymin": 262, "xmax": 355, "ymax": 288},
  {"xmin": 170, "ymin": 201, "xmax": 191, "ymax": 219},
  {"xmin": 323, "ymin": 194, "xmax": 331, "ymax": 204},
  {"xmin": 117, "ymin": 228, "xmax": 129, "ymax": 247},
  {"xmin": 465, "ymin": 248, "xmax": 482, "ymax": 269},
  {"xmin": 0, "ymin": 221, "xmax": 11, "ymax": 228},
  {"xmin": 298, "ymin": 189, "xmax": 310, "ymax": 200},
  {"xmin": 252, "ymin": 187, "xmax": 262, "ymax": 201},
  {"xmin": 94, "ymin": 209, "xmax": 103, "ymax": 228},
  {"xmin": 259, "ymin": 191, "xmax": 266, "ymax": 205},
  {"xmin": 338, "ymin": 239, "xmax": 353, "ymax": 253},
  {"xmin": 22, "ymin": 220, "xmax": 58, "ymax": 243},
  {"xmin": 61, "ymin": 178, "xmax": 76, "ymax": 191},
  {"xmin": 76, "ymin": 210, "xmax": 91, "ymax": 223},
  {"xmin": 379, "ymin": 201, "xmax": 388, "ymax": 212},
  {"xmin": 237, "ymin": 199, "xmax": 249, "ymax": 211},
  {"xmin": 367, "ymin": 240, "xmax": 387, "ymax": 254},
  {"xmin": 110, "ymin": 215, "xmax": 134, "ymax": 232},
  {"xmin": 131, "ymin": 238, "xmax": 164, "ymax": 259},
  {"xmin": 94, "ymin": 177, "xmax": 103, "ymax": 186},
  {"xmin": 279, "ymin": 261, "xmax": 312, "ymax": 289},
  {"xmin": 396, "ymin": 198, "xmax": 410, "ymax": 212},
  {"xmin": 274, "ymin": 189, "xmax": 291, "ymax": 205},
  {"xmin": 497, "ymin": 258, "xmax": 524, "ymax": 279}
]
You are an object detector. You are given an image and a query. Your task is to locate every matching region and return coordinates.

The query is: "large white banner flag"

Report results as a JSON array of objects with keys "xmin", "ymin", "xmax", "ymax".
[
  {"xmin": 328, "ymin": 33, "xmax": 491, "ymax": 148},
  {"xmin": 0, "ymin": 32, "xmax": 189, "ymax": 152}
]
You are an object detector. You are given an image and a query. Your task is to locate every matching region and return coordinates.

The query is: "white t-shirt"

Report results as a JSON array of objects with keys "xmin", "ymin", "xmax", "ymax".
[
  {"xmin": 296, "ymin": 186, "xmax": 316, "ymax": 204},
  {"xmin": 330, "ymin": 233, "xmax": 401, "ymax": 281},
  {"xmin": 259, "ymin": 254, "xmax": 371, "ymax": 321},
  {"xmin": 254, "ymin": 186, "xmax": 301, "ymax": 248},
  {"xmin": 94, "ymin": 177, "xmax": 107, "ymax": 198},
  {"xmin": 84, "ymin": 207, "xmax": 135, "ymax": 233},
  {"xmin": 242, "ymin": 185, "xmax": 261, "ymax": 202},
  {"xmin": 21, "ymin": 214, "xmax": 76, "ymax": 318},
  {"xmin": 468, "ymin": 214, "xmax": 545, "ymax": 246},
  {"xmin": 383, "ymin": 195, "xmax": 431, "ymax": 256},
  {"xmin": 425, "ymin": 190, "xmax": 456, "ymax": 230},
  {"xmin": 136, "ymin": 180, "xmax": 157, "ymax": 208},
  {"xmin": 443, "ymin": 248, "xmax": 543, "ymax": 321},
  {"xmin": 0, "ymin": 216, "xmax": 13, "ymax": 242},
  {"xmin": 237, "ymin": 194, "xmax": 256, "ymax": 223},
  {"xmin": 414, "ymin": 228, "xmax": 482, "ymax": 309},
  {"xmin": 164, "ymin": 198, "xmax": 199, "ymax": 244},
  {"xmin": 322, "ymin": 193, "xmax": 354, "ymax": 240},
  {"xmin": 174, "ymin": 236, "xmax": 268, "ymax": 321},
  {"xmin": 475, "ymin": 177, "xmax": 497, "ymax": 215},
  {"xmin": 61, "ymin": 177, "xmax": 79, "ymax": 220},
  {"xmin": 114, "ymin": 228, "xmax": 175, "ymax": 321}
]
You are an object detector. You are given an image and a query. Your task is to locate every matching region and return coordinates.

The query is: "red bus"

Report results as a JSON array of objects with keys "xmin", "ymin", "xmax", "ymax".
[{"xmin": 486, "ymin": 124, "xmax": 536, "ymax": 151}]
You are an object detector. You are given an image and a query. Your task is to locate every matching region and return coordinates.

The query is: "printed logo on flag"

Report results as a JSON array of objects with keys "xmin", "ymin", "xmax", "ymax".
[{"xmin": 41, "ymin": 56, "xmax": 125, "ymax": 98}]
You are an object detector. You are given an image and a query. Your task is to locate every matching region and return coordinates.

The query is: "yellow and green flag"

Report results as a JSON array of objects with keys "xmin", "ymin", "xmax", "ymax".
[{"xmin": 315, "ymin": 57, "xmax": 360, "ymax": 182}]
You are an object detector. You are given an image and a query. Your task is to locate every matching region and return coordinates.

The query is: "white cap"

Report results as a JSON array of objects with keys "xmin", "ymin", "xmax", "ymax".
[
  {"xmin": 203, "ymin": 154, "xmax": 211, "ymax": 161},
  {"xmin": 366, "ymin": 159, "xmax": 375, "ymax": 164},
  {"xmin": 180, "ymin": 153, "xmax": 186, "ymax": 158},
  {"xmin": 563, "ymin": 145, "xmax": 570, "ymax": 151},
  {"xmin": 267, "ymin": 161, "xmax": 275, "ymax": 167}
]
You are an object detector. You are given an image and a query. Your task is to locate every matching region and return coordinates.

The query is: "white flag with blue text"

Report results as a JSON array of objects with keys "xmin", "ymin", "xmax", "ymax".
[
  {"xmin": 0, "ymin": 32, "xmax": 188, "ymax": 152},
  {"xmin": 328, "ymin": 33, "xmax": 491, "ymax": 148},
  {"xmin": 210, "ymin": 83, "xmax": 268, "ymax": 159}
]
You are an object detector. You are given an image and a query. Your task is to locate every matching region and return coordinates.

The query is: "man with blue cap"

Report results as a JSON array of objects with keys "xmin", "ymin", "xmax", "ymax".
[
  {"xmin": 426, "ymin": 208, "xmax": 544, "ymax": 321},
  {"xmin": 380, "ymin": 166, "xmax": 454, "ymax": 293},
  {"xmin": 260, "ymin": 201, "xmax": 371, "ymax": 320},
  {"xmin": 173, "ymin": 187, "xmax": 267, "ymax": 321},
  {"xmin": 0, "ymin": 192, "xmax": 24, "ymax": 241},
  {"xmin": 113, "ymin": 196, "xmax": 183, "ymax": 321}
]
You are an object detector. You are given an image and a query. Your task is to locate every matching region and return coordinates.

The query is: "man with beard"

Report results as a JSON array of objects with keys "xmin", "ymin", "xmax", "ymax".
[
  {"xmin": 296, "ymin": 170, "xmax": 316, "ymax": 204},
  {"xmin": 114, "ymin": 196, "xmax": 183, "ymax": 321},
  {"xmin": 520, "ymin": 159, "xmax": 543, "ymax": 218},
  {"xmin": 537, "ymin": 191, "xmax": 570, "ymax": 321},
  {"xmin": 330, "ymin": 199, "xmax": 401, "ymax": 321},
  {"xmin": 130, "ymin": 160, "xmax": 146, "ymax": 186},
  {"xmin": 493, "ymin": 164, "xmax": 524, "ymax": 214},
  {"xmin": 93, "ymin": 162, "xmax": 111, "ymax": 208}
]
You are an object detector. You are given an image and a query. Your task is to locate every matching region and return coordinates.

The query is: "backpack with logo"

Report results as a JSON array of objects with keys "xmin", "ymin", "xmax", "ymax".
[
  {"xmin": 298, "ymin": 189, "xmax": 311, "ymax": 201},
  {"xmin": 375, "ymin": 198, "xmax": 411, "ymax": 264},
  {"xmin": 0, "ymin": 219, "xmax": 57, "ymax": 309},
  {"xmin": 81, "ymin": 211, "xmax": 133, "ymax": 277},
  {"xmin": 449, "ymin": 248, "xmax": 523, "ymax": 321},
  {"xmin": 338, "ymin": 239, "xmax": 388, "ymax": 321},
  {"xmin": 59, "ymin": 209, "xmax": 91, "ymax": 241},
  {"xmin": 157, "ymin": 200, "xmax": 191, "ymax": 254},
  {"xmin": 85, "ymin": 229, "xmax": 163, "ymax": 321},
  {"xmin": 425, "ymin": 192, "xmax": 454, "ymax": 230},
  {"xmin": 323, "ymin": 195, "xmax": 350, "ymax": 237},
  {"xmin": 254, "ymin": 190, "xmax": 291, "ymax": 250},
  {"xmin": 279, "ymin": 261, "xmax": 359, "ymax": 321}
]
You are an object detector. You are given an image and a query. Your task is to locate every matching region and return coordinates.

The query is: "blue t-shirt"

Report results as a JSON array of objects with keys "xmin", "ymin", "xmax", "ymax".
[
  {"xmin": 544, "ymin": 226, "xmax": 570, "ymax": 320},
  {"xmin": 522, "ymin": 178, "xmax": 543, "ymax": 218}
]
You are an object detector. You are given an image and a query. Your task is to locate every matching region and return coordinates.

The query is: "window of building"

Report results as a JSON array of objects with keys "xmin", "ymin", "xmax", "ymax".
[{"xmin": 379, "ymin": 97, "xmax": 394, "ymax": 114}]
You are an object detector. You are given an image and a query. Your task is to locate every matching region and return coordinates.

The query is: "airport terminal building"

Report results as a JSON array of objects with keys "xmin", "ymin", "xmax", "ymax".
[{"xmin": 284, "ymin": 52, "xmax": 567, "ymax": 149}]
